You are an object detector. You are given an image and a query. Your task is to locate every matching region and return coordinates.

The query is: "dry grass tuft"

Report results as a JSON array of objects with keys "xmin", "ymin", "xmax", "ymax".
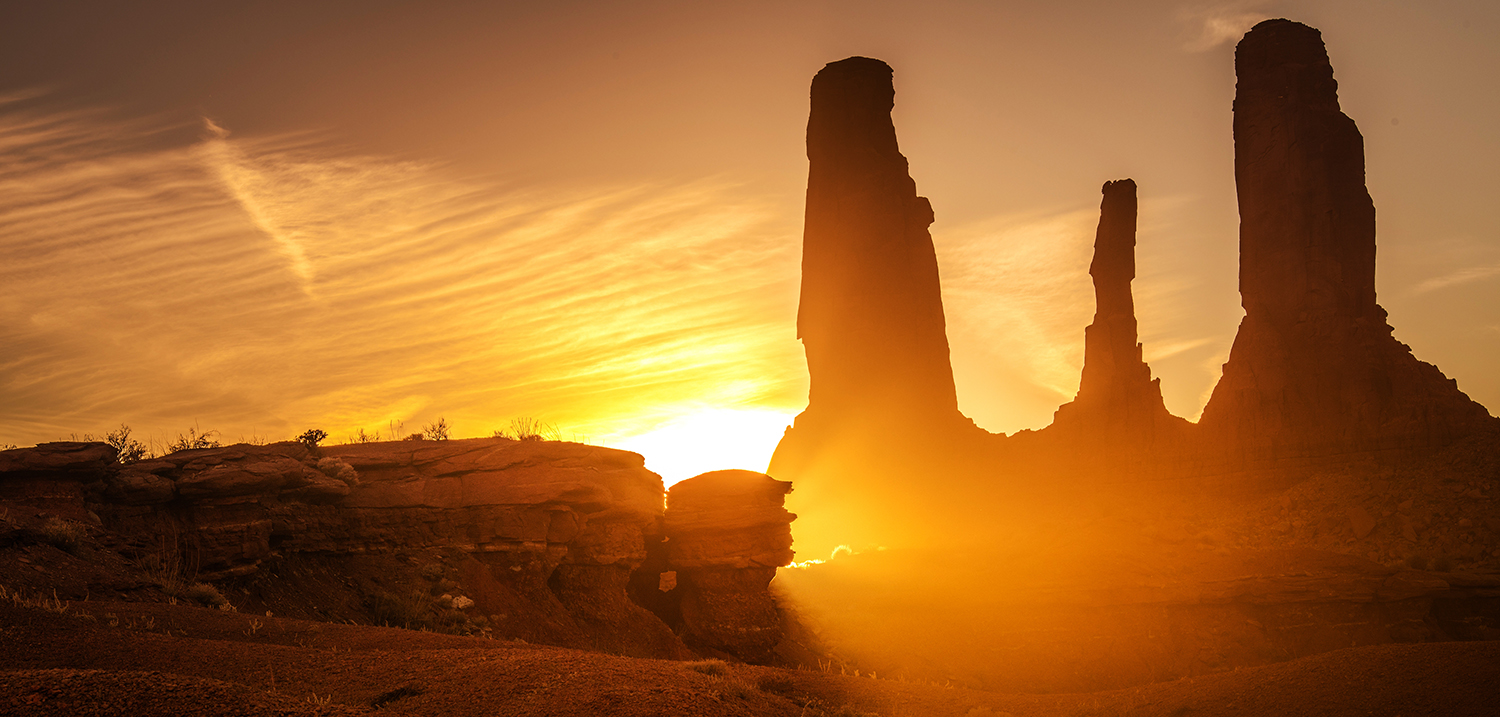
[
  {"xmin": 38, "ymin": 517, "xmax": 85, "ymax": 554},
  {"xmin": 687, "ymin": 659, "xmax": 729, "ymax": 676}
]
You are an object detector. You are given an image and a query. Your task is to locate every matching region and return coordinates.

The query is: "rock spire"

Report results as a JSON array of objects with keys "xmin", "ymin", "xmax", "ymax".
[
  {"xmin": 771, "ymin": 56, "xmax": 974, "ymax": 481},
  {"xmin": 1052, "ymin": 179, "xmax": 1181, "ymax": 443},
  {"xmin": 1199, "ymin": 19, "xmax": 1491, "ymax": 460},
  {"xmin": 793, "ymin": 56, "xmax": 963, "ymax": 429}
]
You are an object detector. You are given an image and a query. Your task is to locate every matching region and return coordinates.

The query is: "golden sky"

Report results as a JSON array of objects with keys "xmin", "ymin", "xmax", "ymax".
[{"xmin": 2, "ymin": 1, "xmax": 1496, "ymax": 482}]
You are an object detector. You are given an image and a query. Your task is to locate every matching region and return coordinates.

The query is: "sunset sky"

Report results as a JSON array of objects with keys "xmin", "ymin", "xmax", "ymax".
[{"xmin": 3, "ymin": 1, "xmax": 1496, "ymax": 483}]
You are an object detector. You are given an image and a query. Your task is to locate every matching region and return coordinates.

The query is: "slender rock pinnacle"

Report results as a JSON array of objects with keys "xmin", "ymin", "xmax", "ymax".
[
  {"xmin": 794, "ymin": 57, "xmax": 960, "ymax": 426},
  {"xmin": 1052, "ymin": 179, "xmax": 1180, "ymax": 442},
  {"xmin": 772, "ymin": 57, "xmax": 971, "ymax": 478}
]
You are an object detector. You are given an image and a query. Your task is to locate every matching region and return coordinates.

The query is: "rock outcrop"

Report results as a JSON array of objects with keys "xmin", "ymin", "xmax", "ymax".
[
  {"xmin": 1051, "ymin": 179, "xmax": 1185, "ymax": 447},
  {"xmin": 772, "ymin": 57, "xmax": 976, "ymax": 478},
  {"xmin": 662, "ymin": 470, "xmax": 795, "ymax": 662},
  {"xmin": 4, "ymin": 438, "xmax": 687, "ymax": 657},
  {"xmin": 1198, "ymin": 19, "xmax": 1492, "ymax": 465},
  {"xmin": 0, "ymin": 442, "xmax": 118, "ymax": 478},
  {"xmin": 769, "ymin": 56, "xmax": 985, "ymax": 558}
]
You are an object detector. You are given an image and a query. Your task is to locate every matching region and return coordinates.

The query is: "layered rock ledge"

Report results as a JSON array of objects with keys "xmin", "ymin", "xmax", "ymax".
[{"xmin": 663, "ymin": 470, "xmax": 796, "ymax": 662}]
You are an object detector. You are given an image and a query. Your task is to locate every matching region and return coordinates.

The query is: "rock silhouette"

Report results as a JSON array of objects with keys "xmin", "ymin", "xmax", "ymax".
[
  {"xmin": 1198, "ymin": 19, "xmax": 1492, "ymax": 465},
  {"xmin": 1051, "ymin": 179, "xmax": 1185, "ymax": 446},
  {"xmin": 769, "ymin": 56, "xmax": 982, "ymax": 556},
  {"xmin": 772, "ymin": 26, "xmax": 1494, "ymax": 560},
  {"xmin": 772, "ymin": 57, "xmax": 976, "ymax": 478}
]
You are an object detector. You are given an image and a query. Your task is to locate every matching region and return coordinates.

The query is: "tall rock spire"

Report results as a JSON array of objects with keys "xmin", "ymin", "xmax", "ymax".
[
  {"xmin": 1052, "ymin": 179, "xmax": 1181, "ymax": 443},
  {"xmin": 772, "ymin": 57, "xmax": 972, "ymax": 477},
  {"xmin": 769, "ymin": 57, "xmax": 977, "ymax": 557},
  {"xmin": 794, "ymin": 56, "xmax": 961, "ymax": 425},
  {"xmin": 1199, "ymin": 19, "xmax": 1491, "ymax": 460}
]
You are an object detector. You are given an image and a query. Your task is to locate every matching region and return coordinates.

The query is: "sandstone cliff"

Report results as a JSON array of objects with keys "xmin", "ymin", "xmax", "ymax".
[{"xmin": 0, "ymin": 439, "xmax": 820, "ymax": 664}]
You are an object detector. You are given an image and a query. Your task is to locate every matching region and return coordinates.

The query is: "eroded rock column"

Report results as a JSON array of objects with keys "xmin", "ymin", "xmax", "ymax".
[
  {"xmin": 1052, "ymin": 179, "xmax": 1181, "ymax": 444},
  {"xmin": 1199, "ymin": 19, "xmax": 1491, "ymax": 462},
  {"xmin": 771, "ymin": 57, "xmax": 976, "ymax": 475}
]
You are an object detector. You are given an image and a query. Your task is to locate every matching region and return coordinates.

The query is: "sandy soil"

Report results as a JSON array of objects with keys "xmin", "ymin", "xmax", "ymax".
[{"xmin": 2, "ymin": 599, "xmax": 1497, "ymax": 717}]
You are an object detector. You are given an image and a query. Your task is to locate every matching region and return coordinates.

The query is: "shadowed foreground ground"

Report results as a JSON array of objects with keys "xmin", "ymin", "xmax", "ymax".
[{"xmin": 2, "ymin": 600, "xmax": 1497, "ymax": 717}]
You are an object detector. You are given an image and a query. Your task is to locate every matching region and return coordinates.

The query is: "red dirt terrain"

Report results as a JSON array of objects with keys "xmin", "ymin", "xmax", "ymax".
[{"xmin": 3, "ymin": 597, "xmax": 1499, "ymax": 717}]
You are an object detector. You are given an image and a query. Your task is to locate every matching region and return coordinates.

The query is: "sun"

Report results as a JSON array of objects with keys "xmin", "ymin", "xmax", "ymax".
[{"xmin": 606, "ymin": 409, "xmax": 797, "ymax": 486}]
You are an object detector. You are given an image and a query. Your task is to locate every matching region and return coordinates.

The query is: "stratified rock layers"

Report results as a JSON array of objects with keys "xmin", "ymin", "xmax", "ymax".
[
  {"xmin": 1052, "ymin": 179, "xmax": 1183, "ymax": 445},
  {"xmin": 1199, "ymin": 19, "xmax": 1491, "ymax": 463},
  {"xmin": 44, "ymin": 437, "xmax": 687, "ymax": 657},
  {"xmin": 663, "ymin": 470, "xmax": 795, "ymax": 662}
]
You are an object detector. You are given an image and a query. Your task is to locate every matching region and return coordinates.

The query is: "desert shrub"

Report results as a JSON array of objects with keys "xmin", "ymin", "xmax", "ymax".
[
  {"xmin": 1, "ymin": 584, "xmax": 75, "ymax": 614},
  {"xmin": 105, "ymin": 424, "xmax": 150, "ymax": 463},
  {"xmin": 403, "ymin": 433, "xmax": 425, "ymax": 441},
  {"xmin": 720, "ymin": 682, "xmax": 754, "ymax": 700},
  {"xmin": 38, "ymin": 517, "xmax": 84, "ymax": 554},
  {"xmin": 687, "ymin": 659, "xmax": 728, "ymax": 676},
  {"xmin": 366, "ymin": 589, "xmax": 432, "ymax": 629},
  {"xmin": 419, "ymin": 562, "xmax": 445, "ymax": 581},
  {"xmin": 352, "ymin": 428, "xmax": 378, "ymax": 444},
  {"xmin": 494, "ymin": 417, "xmax": 559, "ymax": 442},
  {"xmin": 168, "ymin": 426, "xmax": 220, "ymax": 453},
  {"xmin": 297, "ymin": 429, "xmax": 328, "ymax": 450},
  {"xmin": 422, "ymin": 417, "xmax": 451, "ymax": 441},
  {"xmin": 143, "ymin": 527, "xmax": 200, "ymax": 598},
  {"xmin": 757, "ymin": 675, "xmax": 797, "ymax": 697},
  {"xmin": 183, "ymin": 582, "xmax": 230, "ymax": 609}
]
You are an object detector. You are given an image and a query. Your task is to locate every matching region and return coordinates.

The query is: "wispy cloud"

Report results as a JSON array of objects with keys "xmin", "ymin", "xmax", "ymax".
[
  {"xmin": 198, "ymin": 118, "xmax": 317, "ymax": 294},
  {"xmin": 1409, "ymin": 264, "xmax": 1500, "ymax": 295},
  {"xmin": 0, "ymin": 97, "xmax": 807, "ymax": 454},
  {"xmin": 1178, "ymin": 2, "xmax": 1270, "ymax": 52},
  {"xmin": 937, "ymin": 206, "xmax": 1097, "ymax": 430}
]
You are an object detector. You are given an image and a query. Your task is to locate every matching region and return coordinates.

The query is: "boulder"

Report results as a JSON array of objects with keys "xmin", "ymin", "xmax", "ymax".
[
  {"xmin": 101, "ymin": 470, "xmax": 176, "ymax": 505},
  {"xmin": 175, "ymin": 457, "xmax": 316, "ymax": 499},
  {"xmin": 664, "ymin": 470, "xmax": 795, "ymax": 661}
]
